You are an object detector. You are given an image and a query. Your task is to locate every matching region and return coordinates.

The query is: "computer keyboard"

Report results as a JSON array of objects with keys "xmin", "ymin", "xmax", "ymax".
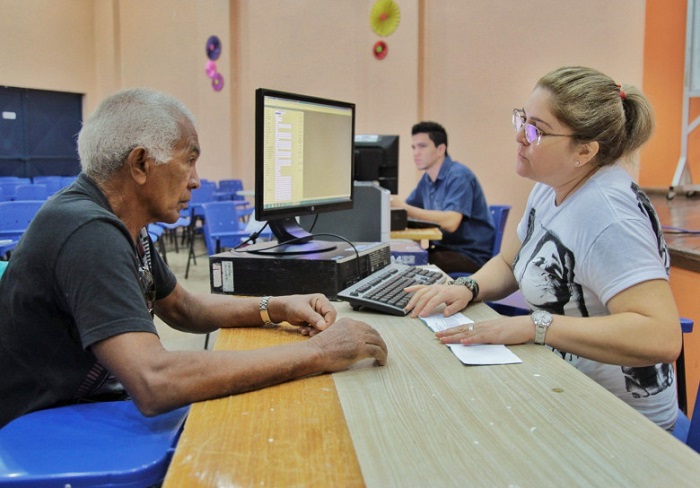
[{"xmin": 337, "ymin": 263, "xmax": 447, "ymax": 316}]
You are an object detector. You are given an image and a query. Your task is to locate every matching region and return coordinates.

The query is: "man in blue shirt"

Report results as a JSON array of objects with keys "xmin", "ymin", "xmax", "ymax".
[{"xmin": 392, "ymin": 121, "xmax": 494, "ymax": 273}]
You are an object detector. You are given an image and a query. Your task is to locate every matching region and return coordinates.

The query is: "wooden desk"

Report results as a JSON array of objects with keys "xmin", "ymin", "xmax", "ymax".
[
  {"xmin": 390, "ymin": 227, "xmax": 442, "ymax": 248},
  {"xmin": 648, "ymin": 190, "xmax": 700, "ymax": 273},
  {"xmin": 163, "ymin": 302, "xmax": 700, "ymax": 487}
]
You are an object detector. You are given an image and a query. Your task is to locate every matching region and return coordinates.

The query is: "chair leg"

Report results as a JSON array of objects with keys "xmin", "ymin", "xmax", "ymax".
[
  {"xmin": 677, "ymin": 317, "xmax": 694, "ymax": 414},
  {"xmin": 185, "ymin": 224, "xmax": 197, "ymax": 280},
  {"xmin": 678, "ymin": 338, "xmax": 688, "ymax": 415}
]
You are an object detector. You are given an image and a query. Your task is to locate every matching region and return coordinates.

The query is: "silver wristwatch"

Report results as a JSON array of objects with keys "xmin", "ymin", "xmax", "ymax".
[
  {"xmin": 452, "ymin": 276, "xmax": 479, "ymax": 301},
  {"xmin": 259, "ymin": 296, "xmax": 275, "ymax": 326},
  {"xmin": 532, "ymin": 310, "xmax": 552, "ymax": 345}
]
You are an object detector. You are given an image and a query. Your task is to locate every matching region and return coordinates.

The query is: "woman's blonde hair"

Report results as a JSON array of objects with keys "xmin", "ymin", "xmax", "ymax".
[{"xmin": 536, "ymin": 66, "xmax": 654, "ymax": 167}]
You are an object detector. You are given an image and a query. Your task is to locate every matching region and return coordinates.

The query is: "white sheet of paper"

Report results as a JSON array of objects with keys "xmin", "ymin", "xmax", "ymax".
[{"xmin": 420, "ymin": 312, "xmax": 522, "ymax": 365}]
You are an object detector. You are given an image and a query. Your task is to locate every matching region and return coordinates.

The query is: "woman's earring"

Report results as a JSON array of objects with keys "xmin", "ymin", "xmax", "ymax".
[{"xmin": 575, "ymin": 160, "xmax": 581, "ymax": 167}]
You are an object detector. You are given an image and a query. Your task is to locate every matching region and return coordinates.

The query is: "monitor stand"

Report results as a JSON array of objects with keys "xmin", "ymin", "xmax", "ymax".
[{"xmin": 245, "ymin": 217, "xmax": 337, "ymax": 255}]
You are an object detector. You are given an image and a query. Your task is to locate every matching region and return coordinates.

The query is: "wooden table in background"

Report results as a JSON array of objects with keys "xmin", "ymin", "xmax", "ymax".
[
  {"xmin": 390, "ymin": 227, "xmax": 442, "ymax": 248},
  {"xmin": 163, "ymin": 302, "xmax": 700, "ymax": 487}
]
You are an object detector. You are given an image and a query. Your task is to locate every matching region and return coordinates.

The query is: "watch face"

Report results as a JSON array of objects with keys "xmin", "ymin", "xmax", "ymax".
[
  {"xmin": 533, "ymin": 310, "xmax": 551, "ymax": 326},
  {"xmin": 456, "ymin": 278, "xmax": 474, "ymax": 290}
]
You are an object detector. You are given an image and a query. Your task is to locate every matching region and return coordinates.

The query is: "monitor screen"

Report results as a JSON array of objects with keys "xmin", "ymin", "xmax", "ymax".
[
  {"xmin": 253, "ymin": 88, "xmax": 355, "ymax": 254},
  {"xmin": 354, "ymin": 134, "xmax": 399, "ymax": 194}
]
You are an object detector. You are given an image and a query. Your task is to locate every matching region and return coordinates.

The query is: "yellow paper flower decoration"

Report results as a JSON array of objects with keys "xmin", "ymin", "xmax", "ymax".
[{"xmin": 370, "ymin": 0, "xmax": 400, "ymax": 37}]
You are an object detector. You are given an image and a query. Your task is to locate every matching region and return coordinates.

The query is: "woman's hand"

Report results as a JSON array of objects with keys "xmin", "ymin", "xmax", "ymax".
[
  {"xmin": 436, "ymin": 315, "xmax": 534, "ymax": 345},
  {"xmin": 404, "ymin": 283, "xmax": 472, "ymax": 318}
]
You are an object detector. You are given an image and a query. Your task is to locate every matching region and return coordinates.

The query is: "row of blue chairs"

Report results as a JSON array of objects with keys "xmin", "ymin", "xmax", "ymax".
[
  {"xmin": 184, "ymin": 179, "xmax": 260, "ymax": 278},
  {"xmin": 0, "ymin": 201, "xmax": 45, "ymax": 259},
  {"xmin": 0, "ymin": 175, "xmax": 77, "ymax": 201}
]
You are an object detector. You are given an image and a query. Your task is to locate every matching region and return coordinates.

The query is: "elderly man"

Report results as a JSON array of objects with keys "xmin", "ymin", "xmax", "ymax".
[{"xmin": 0, "ymin": 88, "xmax": 387, "ymax": 428}]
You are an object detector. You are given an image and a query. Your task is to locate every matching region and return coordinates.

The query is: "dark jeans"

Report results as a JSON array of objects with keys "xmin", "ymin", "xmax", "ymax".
[{"xmin": 428, "ymin": 246, "xmax": 481, "ymax": 274}]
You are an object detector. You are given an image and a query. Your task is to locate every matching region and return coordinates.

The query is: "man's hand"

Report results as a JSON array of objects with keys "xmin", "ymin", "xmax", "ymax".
[
  {"xmin": 308, "ymin": 317, "xmax": 388, "ymax": 369},
  {"xmin": 272, "ymin": 294, "xmax": 337, "ymax": 334}
]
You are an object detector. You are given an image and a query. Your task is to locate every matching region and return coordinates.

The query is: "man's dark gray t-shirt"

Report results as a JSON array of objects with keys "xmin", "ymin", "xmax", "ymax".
[{"xmin": 0, "ymin": 174, "xmax": 177, "ymax": 427}]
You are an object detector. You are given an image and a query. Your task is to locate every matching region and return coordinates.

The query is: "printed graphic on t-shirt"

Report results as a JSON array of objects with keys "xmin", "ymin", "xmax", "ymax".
[
  {"xmin": 631, "ymin": 182, "xmax": 670, "ymax": 273},
  {"xmin": 516, "ymin": 208, "xmax": 588, "ymax": 317}
]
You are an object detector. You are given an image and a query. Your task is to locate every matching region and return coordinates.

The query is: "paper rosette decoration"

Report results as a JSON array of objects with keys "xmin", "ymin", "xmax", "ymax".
[
  {"xmin": 206, "ymin": 35, "xmax": 222, "ymax": 60},
  {"xmin": 373, "ymin": 41, "xmax": 388, "ymax": 60},
  {"xmin": 370, "ymin": 0, "xmax": 400, "ymax": 37}
]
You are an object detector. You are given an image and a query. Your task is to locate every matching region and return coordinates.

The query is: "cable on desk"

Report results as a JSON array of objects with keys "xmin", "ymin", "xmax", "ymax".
[
  {"xmin": 231, "ymin": 231, "xmax": 362, "ymax": 278},
  {"xmin": 233, "ymin": 221, "xmax": 271, "ymax": 250}
]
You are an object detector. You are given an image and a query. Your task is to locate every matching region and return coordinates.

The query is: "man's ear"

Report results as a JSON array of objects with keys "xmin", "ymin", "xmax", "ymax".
[
  {"xmin": 437, "ymin": 143, "xmax": 447, "ymax": 157},
  {"xmin": 127, "ymin": 147, "xmax": 150, "ymax": 184},
  {"xmin": 577, "ymin": 140, "xmax": 600, "ymax": 167}
]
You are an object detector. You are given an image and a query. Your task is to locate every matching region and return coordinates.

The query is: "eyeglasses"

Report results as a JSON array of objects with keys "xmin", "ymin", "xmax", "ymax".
[
  {"xmin": 512, "ymin": 108, "xmax": 575, "ymax": 146},
  {"xmin": 138, "ymin": 265, "xmax": 156, "ymax": 312}
]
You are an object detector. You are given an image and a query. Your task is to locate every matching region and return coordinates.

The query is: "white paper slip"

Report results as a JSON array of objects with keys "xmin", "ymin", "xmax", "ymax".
[
  {"xmin": 421, "ymin": 312, "xmax": 472, "ymax": 333},
  {"xmin": 446, "ymin": 343, "xmax": 522, "ymax": 365},
  {"xmin": 420, "ymin": 312, "xmax": 522, "ymax": 365}
]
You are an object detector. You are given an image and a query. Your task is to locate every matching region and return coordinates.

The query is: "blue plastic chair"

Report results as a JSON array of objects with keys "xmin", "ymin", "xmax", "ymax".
[
  {"xmin": 489, "ymin": 205, "xmax": 511, "ymax": 256},
  {"xmin": 14, "ymin": 184, "xmax": 48, "ymax": 201},
  {"xmin": 200, "ymin": 201, "xmax": 265, "ymax": 254},
  {"xmin": 216, "ymin": 179, "xmax": 254, "ymax": 220},
  {"xmin": 0, "ymin": 401, "xmax": 189, "ymax": 487},
  {"xmin": 31, "ymin": 176, "xmax": 63, "ymax": 195},
  {"xmin": 448, "ymin": 204, "xmax": 511, "ymax": 280},
  {"xmin": 673, "ymin": 381, "xmax": 700, "ymax": 454},
  {"xmin": 156, "ymin": 208, "xmax": 191, "ymax": 254},
  {"xmin": 0, "ymin": 201, "xmax": 44, "ymax": 241},
  {"xmin": 0, "ymin": 182, "xmax": 21, "ymax": 201},
  {"xmin": 0, "ymin": 239, "xmax": 17, "ymax": 260},
  {"xmin": 676, "ymin": 317, "xmax": 694, "ymax": 414},
  {"xmin": 60, "ymin": 175, "xmax": 78, "ymax": 187},
  {"xmin": 184, "ymin": 182, "xmax": 218, "ymax": 278},
  {"xmin": 147, "ymin": 223, "xmax": 168, "ymax": 264}
]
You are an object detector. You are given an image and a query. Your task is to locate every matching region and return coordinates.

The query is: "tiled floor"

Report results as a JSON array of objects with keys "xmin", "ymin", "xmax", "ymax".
[{"xmin": 154, "ymin": 230, "xmax": 219, "ymax": 351}]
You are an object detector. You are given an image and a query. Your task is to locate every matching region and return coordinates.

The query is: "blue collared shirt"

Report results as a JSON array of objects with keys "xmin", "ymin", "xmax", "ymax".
[{"xmin": 406, "ymin": 156, "xmax": 494, "ymax": 266}]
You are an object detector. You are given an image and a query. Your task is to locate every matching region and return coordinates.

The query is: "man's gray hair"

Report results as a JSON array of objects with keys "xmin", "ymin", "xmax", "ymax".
[{"xmin": 78, "ymin": 88, "xmax": 196, "ymax": 182}]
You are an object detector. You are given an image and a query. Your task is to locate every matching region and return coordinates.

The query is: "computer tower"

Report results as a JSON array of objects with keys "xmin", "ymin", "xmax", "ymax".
[
  {"xmin": 209, "ymin": 241, "xmax": 392, "ymax": 299},
  {"xmin": 299, "ymin": 181, "xmax": 391, "ymax": 243}
]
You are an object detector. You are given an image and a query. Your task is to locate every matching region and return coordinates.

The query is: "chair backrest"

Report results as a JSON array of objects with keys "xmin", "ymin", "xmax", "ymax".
[
  {"xmin": 190, "ymin": 182, "xmax": 217, "ymax": 216},
  {"xmin": 14, "ymin": 184, "xmax": 48, "ymax": 201},
  {"xmin": 0, "ymin": 400, "xmax": 189, "ymax": 487},
  {"xmin": 687, "ymin": 383, "xmax": 700, "ymax": 453},
  {"xmin": 218, "ymin": 179, "xmax": 245, "ymax": 199},
  {"xmin": 60, "ymin": 175, "xmax": 78, "ymax": 187},
  {"xmin": 201, "ymin": 201, "xmax": 246, "ymax": 254},
  {"xmin": 32, "ymin": 176, "xmax": 64, "ymax": 195},
  {"xmin": 0, "ymin": 182, "xmax": 21, "ymax": 201},
  {"xmin": 0, "ymin": 201, "xmax": 44, "ymax": 240},
  {"xmin": 489, "ymin": 205, "xmax": 511, "ymax": 255}
]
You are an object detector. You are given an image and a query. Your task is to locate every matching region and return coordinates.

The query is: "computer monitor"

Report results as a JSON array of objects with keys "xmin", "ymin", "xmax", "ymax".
[
  {"xmin": 353, "ymin": 134, "xmax": 399, "ymax": 194},
  {"xmin": 252, "ymin": 88, "xmax": 356, "ymax": 255}
]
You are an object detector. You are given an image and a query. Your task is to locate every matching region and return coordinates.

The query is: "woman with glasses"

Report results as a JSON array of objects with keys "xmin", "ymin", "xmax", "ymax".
[{"xmin": 405, "ymin": 66, "xmax": 681, "ymax": 431}]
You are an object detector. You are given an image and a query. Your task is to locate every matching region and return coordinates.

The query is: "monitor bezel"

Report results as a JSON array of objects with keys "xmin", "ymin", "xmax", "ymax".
[
  {"xmin": 353, "ymin": 134, "xmax": 400, "ymax": 194},
  {"xmin": 254, "ymin": 88, "xmax": 356, "ymax": 224}
]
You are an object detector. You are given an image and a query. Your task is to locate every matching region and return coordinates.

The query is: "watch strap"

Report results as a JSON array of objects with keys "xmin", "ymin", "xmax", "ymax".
[
  {"xmin": 532, "ymin": 310, "xmax": 552, "ymax": 345},
  {"xmin": 453, "ymin": 277, "xmax": 479, "ymax": 301},
  {"xmin": 259, "ymin": 296, "xmax": 274, "ymax": 326}
]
